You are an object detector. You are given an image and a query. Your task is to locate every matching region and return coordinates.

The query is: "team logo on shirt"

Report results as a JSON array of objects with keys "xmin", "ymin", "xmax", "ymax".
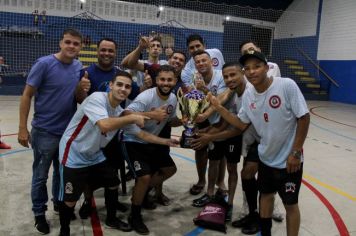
[
  {"xmin": 65, "ymin": 182, "xmax": 73, "ymax": 194},
  {"xmin": 212, "ymin": 58, "xmax": 219, "ymax": 67},
  {"xmin": 166, "ymin": 104, "xmax": 174, "ymax": 114},
  {"xmin": 269, "ymin": 95, "xmax": 281, "ymax": 108},
  {"xmin": 210, "ymin": 85, "xmax": 218, "ymax": 96},
  {"xmin": 285, "ymin": 182, "xmax": 296, "ymax": 193}
]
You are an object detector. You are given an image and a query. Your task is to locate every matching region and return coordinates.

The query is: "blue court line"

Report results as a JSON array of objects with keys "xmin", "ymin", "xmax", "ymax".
[
  {"xmin": 0, "ymin": 148, "xmax": 31, "ymax": 158},
  {"xmin": 311, "ymin": 121, "xmax": 356, "ymax": 141},
  {"xmin": 184, "ymin": 226, "xmax": 205, "ymax": 236}
]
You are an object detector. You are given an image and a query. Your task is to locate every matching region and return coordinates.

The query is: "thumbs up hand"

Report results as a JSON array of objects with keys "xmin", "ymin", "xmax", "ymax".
[{"xmin": 80, "ymin": 71, "xmax": 91, "ymax": 92}]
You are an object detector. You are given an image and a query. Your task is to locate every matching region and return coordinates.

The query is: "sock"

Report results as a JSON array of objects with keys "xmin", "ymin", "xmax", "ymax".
[
  {"xmin": 131, "ymin": 204, "xmax": 142, "ymax": 218},
  {"xmin": 260, "ymin": 217, "xmax": 272, "ymax": 236},
  {"xmin": 105, "ymin": 188, "xmax": 118, "ymax": 219},
  {"xmin": 59, "ymin": 202, "xmax": 74, "ymax": 231},
  {"xmin": 242, "ymin": 178, "xmax": 258, "ymax": 214}
]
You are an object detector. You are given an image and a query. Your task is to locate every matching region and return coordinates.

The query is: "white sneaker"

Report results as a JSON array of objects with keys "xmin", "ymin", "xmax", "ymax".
[{"xmin": 272, "ymin": 203, "xmax": 284, "ymax": 222}]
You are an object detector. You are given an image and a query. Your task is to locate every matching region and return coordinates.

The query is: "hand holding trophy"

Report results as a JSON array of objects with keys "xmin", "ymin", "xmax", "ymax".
[{"xmin": 177, "ymin": 87, "xmax": 209, "ymax": 148}]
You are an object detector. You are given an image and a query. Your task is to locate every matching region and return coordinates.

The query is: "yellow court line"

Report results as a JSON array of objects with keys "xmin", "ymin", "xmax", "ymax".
[{"xmin": 303, "ymin": 173, "xmax": 356, "ymax": 201}]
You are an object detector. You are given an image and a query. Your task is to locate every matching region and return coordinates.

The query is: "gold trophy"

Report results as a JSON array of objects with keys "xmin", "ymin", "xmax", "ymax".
[{"xmin": 177, "ymin": 88, "xmax": 209, "ymax": 148}]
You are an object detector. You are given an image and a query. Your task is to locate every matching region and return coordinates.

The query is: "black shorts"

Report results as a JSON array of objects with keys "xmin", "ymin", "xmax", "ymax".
[
  {"xmin": 59, "ymin": 161, "xmax": 120, "ymax": 202},
  {"xmin": 102, "ymin": 131, "xmax": 125, "ymax": 169},
  {"xmin": 244, "ymin": 141, "xmax": 260, "ymax": 162},
  {"xmin": 124, "ymin": 142, "xmax": 176, "ymax": 177},
  {"xmin": 258, "ymin": 161, "xmax": 303, "ymax": 205},
  {"xmin": 208, "ymin": 136, "xmax": 242, "ymax": 164}
]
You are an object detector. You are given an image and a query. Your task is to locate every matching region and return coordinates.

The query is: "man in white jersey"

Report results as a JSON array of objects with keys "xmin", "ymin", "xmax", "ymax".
[
  {"xmin": 181, "ymin": 34, "xmax": 225, "ymax": 90},
  {"xmin": 57, "ymin": 71, "xmax": 178, "ymax": 236},
  {"xmin": 122, "ymin": 65, "xmax": 181, "ymax": 235},
  {"xmin": 237, "ymin": 40, "xmax": 284, "ymax": 227},
  {"xmin": 189, "ymin": 50, "xmax": 227, "ymax": 196},
  {"xmin": 209, "ymin": 50, "xmax": 310, "ymax": 236},
  {"xmin": 191, "ymin": 62, "xmax": 247, "ymax": 222}
]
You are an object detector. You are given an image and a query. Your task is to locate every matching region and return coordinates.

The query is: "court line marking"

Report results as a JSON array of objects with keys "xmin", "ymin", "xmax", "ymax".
[
  {"xmin": 303, "ymin": 174, "xmax": 356, "ymax": 201},
  {"xmin": 310, "ymin": 106, "xmax": 356, "ymax": 129},
  {"xmin": 0, "ymin": 137, "xmax": 352, "ymax": 235}
]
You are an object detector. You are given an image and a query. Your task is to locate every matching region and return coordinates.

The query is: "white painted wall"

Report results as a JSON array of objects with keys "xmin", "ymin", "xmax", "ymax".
[
  {"xmin": 318, "ymin": 0, "xmax": 356, "ymax": 60},
  {"xmin": 274, "ymin": 0, "xmax": 319, "ymax": 39}
]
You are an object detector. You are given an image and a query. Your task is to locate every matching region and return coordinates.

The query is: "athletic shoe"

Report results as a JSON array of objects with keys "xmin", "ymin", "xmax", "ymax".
[
  {"xmin": 241, "ymin": 213, "xmax": 259, "ymax": 235},
  {"xmin": 0, "ymin": 141, "xmax": 11, "ymax": 149},
  {"xmin": 34, "ymin": 215, "xmax": 49, "ymax": 235},
  {"xmin": 192, "ymin": 194, "xmax": 213, "ymax": 207},
  {"xmin": 105, "ymin": 217, "xmax": 132, "ymax": 232},
  {"xmin": 128, "ymin": 214, "xmax": 149, "ymax": 235}
]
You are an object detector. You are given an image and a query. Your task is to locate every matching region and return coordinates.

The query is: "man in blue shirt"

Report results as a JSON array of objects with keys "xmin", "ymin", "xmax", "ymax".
[{"xmin": 18, "ymin": 28, "xmax": 83, "ymax": 235}]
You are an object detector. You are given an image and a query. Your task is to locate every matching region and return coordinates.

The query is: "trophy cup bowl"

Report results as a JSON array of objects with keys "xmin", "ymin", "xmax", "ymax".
[{"xmin": 177, "ymin": 88, "xmax": 209, "ymax": 148}]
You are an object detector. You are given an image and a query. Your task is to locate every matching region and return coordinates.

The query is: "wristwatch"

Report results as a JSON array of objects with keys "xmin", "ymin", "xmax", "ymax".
[{"xmin": 291, "ymin": 150, "xmax": 302, "ymax": 159}]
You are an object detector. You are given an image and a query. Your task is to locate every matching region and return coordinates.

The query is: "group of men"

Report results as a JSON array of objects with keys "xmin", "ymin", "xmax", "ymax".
[{"xmin": 17, "ymin": 28, "xmax": 309, "ymax": 236}]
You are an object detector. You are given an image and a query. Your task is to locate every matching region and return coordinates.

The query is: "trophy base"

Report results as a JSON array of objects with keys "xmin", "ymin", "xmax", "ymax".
[{"xmin": 180, "ymin": 130, "xmax": 195, "ymax": 148}]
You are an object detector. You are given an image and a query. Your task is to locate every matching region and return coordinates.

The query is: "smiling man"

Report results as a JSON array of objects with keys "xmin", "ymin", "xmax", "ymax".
[
  {"xmin": 58, "ymin": 71, "xmax": 177, "ymax": 236},
  {"xmin": 122, "ymin": 65, "xmax": 181, "ymax": 235},
  {"xmin": 18, "ymin": 28, "xmax": 83, "ymax": 235},
  {"xmin": 209, "ymin": 51, "xmax": 310, "ymax": 236}
]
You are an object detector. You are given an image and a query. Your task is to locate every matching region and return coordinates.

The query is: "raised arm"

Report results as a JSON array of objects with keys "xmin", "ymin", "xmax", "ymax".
[{"xmin": 121, "ymin": 36, "xmax": 150, "ymax": 72}]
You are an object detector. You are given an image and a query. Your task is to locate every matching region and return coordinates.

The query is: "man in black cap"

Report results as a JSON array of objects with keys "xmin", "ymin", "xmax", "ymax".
[{"xmin": 209, "ymin": 50, "xmax": 310, "ymax": 236}]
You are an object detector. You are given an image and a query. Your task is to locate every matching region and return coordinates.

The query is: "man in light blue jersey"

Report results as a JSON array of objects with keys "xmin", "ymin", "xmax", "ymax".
[{"xmin": 58, "ymin": 71, "xmax": 178, "ymax": 236}]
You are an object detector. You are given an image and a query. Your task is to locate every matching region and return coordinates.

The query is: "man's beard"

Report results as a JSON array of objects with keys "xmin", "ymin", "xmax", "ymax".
[{"xmin": 158, "ymin": 86, "xmax": 173, "ymax": 96}]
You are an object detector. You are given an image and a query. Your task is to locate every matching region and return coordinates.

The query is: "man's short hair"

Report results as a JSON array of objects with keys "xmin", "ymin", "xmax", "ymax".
[
  {"xmin": 151, "ymin": 36, "xmax": 162, "ymax": 45},
  {"xmin": 192, "ymin": 50, "xmax": 211, "ymax": 59},
  {"xmin": 186, "ymin": 34, "xmax": 204, "ymax": 46},
  {"xmin": 239, "ymin": 40, "xmax": 259, "ymax": 52},
  {"xmin": 222, "ymin": 62, "xmax": 242, "ymax": 71},
  {"xmin": 112, "ymin": 70, "xmax": 132, "ymax": 82},
  {"xmin": 157, "ymin": 64, "xmax": 176, "ymax": 77},
  {"xmin": 172, "ymin": 49, "xmax": 187, "ymax": 62},
  {"xmin": 97, "ymin": 38, "xmax": 118, "ymax": 49},
  {"xmin": 61, "ymin": 28, "xmax": 83, "ymax": 42}
]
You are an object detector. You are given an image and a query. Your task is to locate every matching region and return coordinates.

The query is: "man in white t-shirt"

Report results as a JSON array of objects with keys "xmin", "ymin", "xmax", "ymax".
[
  {"xmin": 57, "ymin": 71, "xmax": 177, "ymax": 236},
  {"xmin": 181, "ymin": 34, "xmax": 225, "ymax": 90},
  {"xmin": 189, "ymin": 50, "xmax": 227, "ymax": 196},
  {"xmin": 209, "ymin": 50, "xmax": 310, "ymax": 236}
]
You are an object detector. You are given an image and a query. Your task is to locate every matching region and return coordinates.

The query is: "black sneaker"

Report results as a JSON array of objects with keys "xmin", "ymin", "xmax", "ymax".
[
  {"xmin": 192, "ymin": 194, "xmax": 213, "ymax": 207},
  {"xmin": 128, "ymin": 214, "xmax": 149, "ymax": 235},
  {"xmin": 241, "ymin": 212, "xmax": 259, "ymax": 235},
  {"xmin": 225, "ymin": 204, "xmax": 233, "ymax": 222},
  {"xmin": 79, "ymin": 200, "xmax": 92, "ymax": 219},
  {"xmin": 59, "ymin": 227, "xmax": 70, "ymax": 236},
  {"xmin": 105, "ymin": 217, "xmax": 132, "ymax": 232},
  {"xmin": 34, "ymin": 215, "xmax": 50, "ymax": 235}
]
